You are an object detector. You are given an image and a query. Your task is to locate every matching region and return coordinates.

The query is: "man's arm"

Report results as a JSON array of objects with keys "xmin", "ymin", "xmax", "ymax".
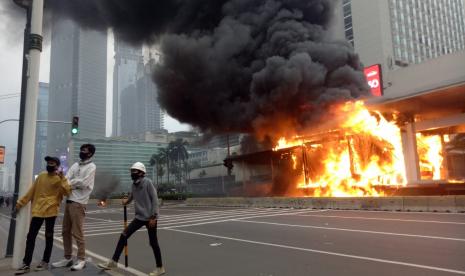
[
  {"xmin": 147, "ymin": 180, "xmax": 159, "ymax": 219},
  {"xmin": 16, "ymin": 178, "xmax": 38, "ymax": 209},
  {"xmin": 60, "ymin": 176, "xmax": 72, "ymax": 197},
  {"xmin": 70, "ymin": 164, "xmax": 96, "ymax": 190},
  {"xmin": 65, "ymin": 163, "xmax": 76, "ymax": 180}
]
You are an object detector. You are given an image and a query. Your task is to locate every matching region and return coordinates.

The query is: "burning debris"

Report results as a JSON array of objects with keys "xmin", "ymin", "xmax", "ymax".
[
  {"xmin": 267, "ymin": 101, "xmax": 450, "ymax": 197},
  {"xmin": 97, "ymin": 200, "xmax": 107, "ymax": 208},
  {"xmin": 93, "ymin": 171, "xmax": 121, "ymax": 205}
]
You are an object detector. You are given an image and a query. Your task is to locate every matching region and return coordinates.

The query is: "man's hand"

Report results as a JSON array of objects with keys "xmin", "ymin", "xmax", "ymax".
[
  {"xmin": 57, "ymin": 171, "xmax": 65, "ymax": 179},
  {"xmin": 148, "ymin": 218, "xmax": 157, "ymax": 228},
  {"xmin": 122, "ymin": 198, "xmax": 129, "ymax": 206},
  {"xmin": 12, "ymin": 203, "xmax": 21, "ymax": 216}
]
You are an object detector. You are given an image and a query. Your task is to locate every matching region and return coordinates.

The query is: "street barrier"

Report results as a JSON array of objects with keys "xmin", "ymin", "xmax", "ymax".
[{"xmin": 186, "ymin": 196, "xmax": 465, "ymax": 213}]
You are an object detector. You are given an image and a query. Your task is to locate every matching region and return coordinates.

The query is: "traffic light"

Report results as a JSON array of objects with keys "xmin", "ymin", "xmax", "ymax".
[
  {"xmin": 71, "ymin": 116, "xmax": 79, "ymax": 135},
  {"xmin": 223, "ymin": 159, "xmax": 234, "ymax": 175}
]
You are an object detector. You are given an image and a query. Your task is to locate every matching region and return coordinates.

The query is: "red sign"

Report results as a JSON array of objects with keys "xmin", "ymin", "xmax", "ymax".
[
  {"xmin": 364, "ymin": 64, "xmax": 383, "ymax": 96},
  {"xmin": 0, "ymin": 146, "xmax": 4, "ymax": 164}
]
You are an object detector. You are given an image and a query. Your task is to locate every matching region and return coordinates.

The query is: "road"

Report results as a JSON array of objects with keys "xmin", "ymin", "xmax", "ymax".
[{"xmin": 1, "ymin": 203, "xmax": 465, "ymax": 276}]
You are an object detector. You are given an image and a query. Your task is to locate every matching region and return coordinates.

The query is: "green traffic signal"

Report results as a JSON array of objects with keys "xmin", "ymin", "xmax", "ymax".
[{"xmin": 71, "ymin": 116, "xmax": 79, "ymax": 135}]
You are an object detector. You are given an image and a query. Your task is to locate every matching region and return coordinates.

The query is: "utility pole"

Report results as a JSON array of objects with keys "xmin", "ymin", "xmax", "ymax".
[
  {"xmin": 10, "ymin": 0, "xmax": 44, "ymax": 268},
  {"xmin": 5, "ymin": 0, "xmax": 31, "ymax": 259}
]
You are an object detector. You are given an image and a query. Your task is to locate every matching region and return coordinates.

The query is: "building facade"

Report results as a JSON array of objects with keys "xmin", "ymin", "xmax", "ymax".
[
  {"xmin": 112, "ymin": 38, "xmax": 143, "ymax": 137},
  {"xmin": 69, "ymin": 137, "xmax": 168, "ymax": 194},
  {"xmin": 340, "ymin": 0, "xmax": 465, "ymax": 70},
  {"xmin": 34, "ymin": 82, "xmax": 49, "ymax": 176},
  {"xmin": 120, "ymin": 58, "xmax": 164, "ymax": 136},
  {"xmin": 47, "ymin": 17, "xmax": 107, "ymax": 162}
]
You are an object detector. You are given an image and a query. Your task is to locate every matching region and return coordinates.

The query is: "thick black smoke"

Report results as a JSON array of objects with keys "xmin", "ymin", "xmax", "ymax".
[{"xmin": 48, "ymin": 0, "xmax": 369, "ymax": 138}]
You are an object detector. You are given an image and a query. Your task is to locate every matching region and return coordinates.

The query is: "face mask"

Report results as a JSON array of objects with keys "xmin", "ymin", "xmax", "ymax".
[
  {"xmin": 46, "ymin": 165, "xmax": 56, "ymax": 173},
  {"xmin": 79, "ymin": 152, "xmax": 89, "ymax": 160},
  {"xmin": 131, "ymin": 173, "xmax": 140, "ymax": 181}
]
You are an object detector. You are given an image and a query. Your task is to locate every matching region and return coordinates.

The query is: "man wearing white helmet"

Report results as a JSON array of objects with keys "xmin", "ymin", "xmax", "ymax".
[{"xmin": 98, "ymin": 162, "xmax": 165, "ymax": 276}]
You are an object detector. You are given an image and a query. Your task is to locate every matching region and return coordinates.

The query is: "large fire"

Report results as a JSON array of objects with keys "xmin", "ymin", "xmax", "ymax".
[{"xmin": 274, "ymin": 101, "xmax": 445, "ymax": 197}]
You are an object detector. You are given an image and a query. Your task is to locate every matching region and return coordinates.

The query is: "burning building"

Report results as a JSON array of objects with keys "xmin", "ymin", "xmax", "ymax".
[{"xmin": 225, "ymin": 52, "xmax": 465, "ymax": 197}]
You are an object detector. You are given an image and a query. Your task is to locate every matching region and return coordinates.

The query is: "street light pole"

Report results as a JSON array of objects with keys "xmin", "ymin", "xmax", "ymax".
[
  {"xmin": 5, "ymin": 0, "xmax": 31, "ymax": 259},
  {"xmin": 9, "ymin": 0, "xmax": 44, "ymax": 268}
]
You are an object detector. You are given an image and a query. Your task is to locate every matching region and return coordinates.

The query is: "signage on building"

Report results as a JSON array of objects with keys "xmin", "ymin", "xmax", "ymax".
[
  {"xmin": 364, "ymin": 64, "xmax": 383, "ymax": 96},
  {"xmin": 0, "ymin": 146, "xmax": 5, "ymax": 164}
]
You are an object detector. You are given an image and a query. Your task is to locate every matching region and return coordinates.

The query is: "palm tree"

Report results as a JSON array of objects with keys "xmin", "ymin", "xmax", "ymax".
[
  {"xmin": 149, "ymin": 152, "xmax": 166, "ymax": 186},
  {"xmin": 158, "ymin": 148, "xmax": 171, "ymax": 184},
  {"xmin": 168, "ymin": 139, "xmax": 189, "ymax": 185}
]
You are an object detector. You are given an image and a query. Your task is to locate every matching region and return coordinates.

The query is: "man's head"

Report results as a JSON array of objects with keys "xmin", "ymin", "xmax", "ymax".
[
  {"xmin": 44, "ymin": 156, "xmax": 60, "ymax": 174},
  {"xmin": 80, "ymin": 144, "xmax": 96, "ymax": 161},
  {"xmin": 130, "ymin": 162, "xmax": 146, "ymax": 181}
]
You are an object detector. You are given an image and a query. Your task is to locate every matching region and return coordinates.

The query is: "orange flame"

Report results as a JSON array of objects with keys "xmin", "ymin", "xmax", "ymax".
[
  {"xmin": 417, "ymin": 134, "xmax": 444, "ymax": 180},
  {"xmin": 278, "ymin": 101, "xmax": 408, "ymax": 197}
]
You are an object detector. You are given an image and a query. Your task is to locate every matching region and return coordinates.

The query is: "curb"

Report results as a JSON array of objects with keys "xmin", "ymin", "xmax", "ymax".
[{"xmin": 186, "ymin": 195, "xmax": 465, "ymax": 213}]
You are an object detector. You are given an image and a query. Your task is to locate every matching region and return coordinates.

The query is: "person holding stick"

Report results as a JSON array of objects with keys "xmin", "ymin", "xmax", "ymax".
[{"xmin": 98, "ymin": 162, "xmax": 165, "ymax": 276}]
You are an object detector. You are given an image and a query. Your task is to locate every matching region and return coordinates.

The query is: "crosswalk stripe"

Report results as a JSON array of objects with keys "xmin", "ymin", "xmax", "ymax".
[
  {"xmin": 55, "ymin": 208, "xmax": 300, "ymax": 231},
  {"xmin": 47, "ymin": 208, "xmax": 325, "ymax": 237}
]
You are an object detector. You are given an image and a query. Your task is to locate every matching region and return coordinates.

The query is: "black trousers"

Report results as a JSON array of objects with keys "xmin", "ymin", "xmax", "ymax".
[
  {"xmin": 112, "ymin": 218, "xmax": 163, "ymax": 267},
  {"xmin": 23, "ymin": 216, "xmax": 57, "ymax": 265}
]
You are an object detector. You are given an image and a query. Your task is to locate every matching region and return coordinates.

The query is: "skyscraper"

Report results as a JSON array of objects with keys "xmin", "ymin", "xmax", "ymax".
[
  {"xmin": 120, "ymin": 58, "xmax": 164, "ymax": 136},
  {"xmin": 47, "ymin": 17, "xmax": 107, "ymax": 162},
  {"xmin": 112, "ymin": 37, "xmax": 143, "ymax": 136},
  {"xmin": 34, "ymin": 82, "xmax": 49, "ymax": 176},
  {"xmin": 340, "ymin": 0, "xmax": 465, "ymax": 69}
]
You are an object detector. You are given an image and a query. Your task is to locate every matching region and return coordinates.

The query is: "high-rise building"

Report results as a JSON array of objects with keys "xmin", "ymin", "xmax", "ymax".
[
  {"xmin": 112, "ymin": 37, "xmax": 143, "ymax": 136},
  {"xmin": 120, "ymin": 58, "xmax": 164, "ymax": 136},
  {"xmin": 34, "ymin": 82, "xmax": 49, "ymax": 176},
  {"xmin": 340, "ymin": 0, "xmax": 465, "ymax": 69},
  {"xmin": 0, "ymin": 165, "xmax": 5, "ymax": 192},
  {"xmin": 47, "ymin": 17, "xmax": 107, "ymax": 163}
]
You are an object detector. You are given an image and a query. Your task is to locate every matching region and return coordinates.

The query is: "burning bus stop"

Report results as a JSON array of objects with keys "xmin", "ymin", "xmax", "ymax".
[{"xmin": 224, "ymin": 81, "xmax": 465, "ymax": 197}]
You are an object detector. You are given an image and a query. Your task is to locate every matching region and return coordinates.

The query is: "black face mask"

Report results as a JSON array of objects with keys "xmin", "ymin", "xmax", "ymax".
[
  {"xmin": 46, "ymin": 165, "xmax": 56, "ymax": 173},
  {"xmin": 79, "ymin": 152, "xmax": 89, "ymax": 160},
  {"xmin": 130, "ymin": 173, "xmax": 140, "ymax": 181}
]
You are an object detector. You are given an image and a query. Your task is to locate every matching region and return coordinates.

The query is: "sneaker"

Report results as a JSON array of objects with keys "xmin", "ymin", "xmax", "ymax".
[
  {"xmin": 71, "ymin": 260, "xmax": 86, "ymax": 271},
  {"xmin": 52, "ymin": 258, "xmax": 73, "ymax": 268},
  {"xmin": 34, "ymin": 261, "xmax": 48, "ymax": 271},
  {"xmin": 97, "ymin": 260, "xmax": 117, "ymax": 270},
  {"xmin": 149, "ymin": 266, "xmax": 166, "ymax": 276},
  {"xmin": 14, "ymin": 264, "xmax": 30, "ymax": 275}
]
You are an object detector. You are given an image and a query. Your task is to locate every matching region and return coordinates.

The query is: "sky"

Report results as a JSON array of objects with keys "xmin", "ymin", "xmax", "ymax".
[{"xmin": 0, "ymin": 4, "xmax": 190, "ymax": 168}]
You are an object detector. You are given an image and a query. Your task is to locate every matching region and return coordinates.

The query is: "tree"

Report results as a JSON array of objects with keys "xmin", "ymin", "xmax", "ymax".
[
  {"xmin": 158, "ymin": 148, "xmax": 171, "ymax": 185},
  {"xmin": 149, "ymin": 152, "xmax": 166, "ymax": 186},
  {"xmin": 168, "ymin": 139, "xmax": 189, "ymax": 185}
]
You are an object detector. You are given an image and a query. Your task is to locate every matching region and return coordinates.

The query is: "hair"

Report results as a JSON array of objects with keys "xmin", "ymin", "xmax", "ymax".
[{"xmin": 80, "ymin": 144, "xmax": 96, "ymax": 156}]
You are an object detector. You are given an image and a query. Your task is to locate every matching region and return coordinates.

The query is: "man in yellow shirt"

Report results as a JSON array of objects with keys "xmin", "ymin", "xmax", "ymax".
[{"xmin": 14, "ymin": 156, "xmax": 71, "ymax": 275}]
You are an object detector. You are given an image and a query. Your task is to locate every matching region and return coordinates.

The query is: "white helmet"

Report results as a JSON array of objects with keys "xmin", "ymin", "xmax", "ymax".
[{"xmin": 130, "ymin": 162, "xmax": 146, "ymax": 173}]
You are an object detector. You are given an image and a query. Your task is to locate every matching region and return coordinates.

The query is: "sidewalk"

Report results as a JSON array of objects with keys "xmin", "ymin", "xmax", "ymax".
[
  {"xmin": 0, "ymin": 209, "xmax": 130, "ymax": 276},
  {"xmin": 0, "ymin": 256, "xmax": 127, "ymax": 276}
]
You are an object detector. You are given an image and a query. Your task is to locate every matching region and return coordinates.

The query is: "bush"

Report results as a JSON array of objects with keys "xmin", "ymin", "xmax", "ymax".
[{"xmin": 159, "ymin": 193, "xmax": 192, "ymax": 200}]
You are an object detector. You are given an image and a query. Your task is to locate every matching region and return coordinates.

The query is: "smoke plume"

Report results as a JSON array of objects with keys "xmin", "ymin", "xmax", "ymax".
[
  {"xmin": 93, "ymin": 171, "xmax": 121, "ymax": 200},
  {"xmin": 47, "ymin": 0, "xmax": 369, "ymax": 138}
]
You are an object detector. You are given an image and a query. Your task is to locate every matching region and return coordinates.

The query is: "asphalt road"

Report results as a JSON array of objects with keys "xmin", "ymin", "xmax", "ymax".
[{"xmin": 2, "ymin": 203, "xmax": 465, "ymax": 276}]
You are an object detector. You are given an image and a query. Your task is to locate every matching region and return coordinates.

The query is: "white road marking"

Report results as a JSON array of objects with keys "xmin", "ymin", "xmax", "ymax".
[
  {"xmin": 163, "ymin": 210, "xmax": 328, "ymax": 230},
  {"xmin": 168, "ymin": 228, "xmax": 465, "ymax": 275},
  {"xmin": 80, "ymin": 209, "xmax": 328, "ymax": 237},
  {"xmin": 235, "ymin": 220, "xmax": 465, "ymax": 242},
  {"xmin": 295, "ymin": 214, "xmax": 465, "ymax": 225}
]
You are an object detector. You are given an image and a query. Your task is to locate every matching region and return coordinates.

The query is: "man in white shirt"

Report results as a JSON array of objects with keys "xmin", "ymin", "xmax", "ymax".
[{"xmin": 52, "ymin": 144, "xmax": 96, "ymax": 271}]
